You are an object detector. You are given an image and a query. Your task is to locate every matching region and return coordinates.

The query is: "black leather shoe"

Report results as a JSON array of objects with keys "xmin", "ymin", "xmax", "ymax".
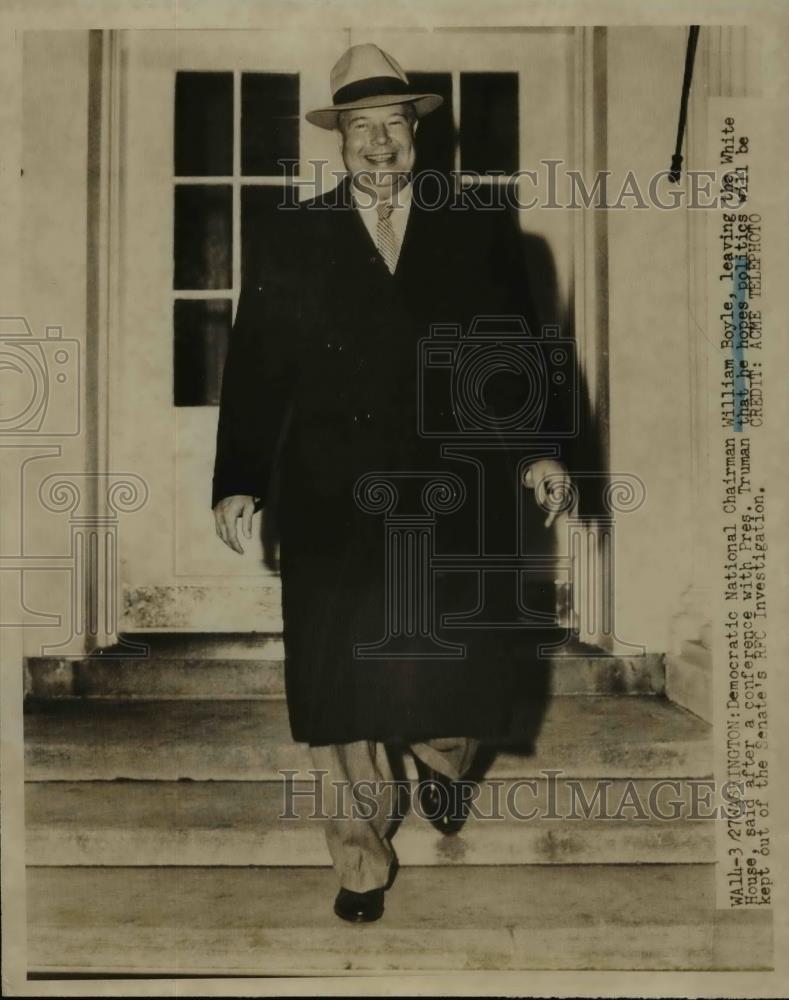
[
  {"xmin": 333, "ymin": 887, "xmax": 385, "ymax": 923},
  {"xmin": 413, "ymin": 757, "xmax": 472, "ymax": 835}
]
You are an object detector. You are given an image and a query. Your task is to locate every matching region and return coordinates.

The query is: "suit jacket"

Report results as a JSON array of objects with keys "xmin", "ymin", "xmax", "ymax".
[{"xmin": 212, "ymin": 174, "xmax": 574, "ymax": 746}]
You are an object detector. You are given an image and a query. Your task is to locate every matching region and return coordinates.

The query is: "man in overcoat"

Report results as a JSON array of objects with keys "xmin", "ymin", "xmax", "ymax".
[{"xmin": 212, "ymin": 43, "xmax": 572, "ymax": 922}]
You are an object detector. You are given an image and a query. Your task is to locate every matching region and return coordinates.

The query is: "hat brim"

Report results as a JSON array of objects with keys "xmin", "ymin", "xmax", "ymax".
[{"xmin": 305, "ymin": 93, "xmax": 443, "ymax": 130}]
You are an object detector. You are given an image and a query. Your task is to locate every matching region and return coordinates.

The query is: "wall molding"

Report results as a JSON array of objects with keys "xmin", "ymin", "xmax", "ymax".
[
  {"xmin": 86, "ymin": 29, "xmax": 126, "ymax": 652},
  {"xmin": 570, "ymin": 26, "xmax": 612, "ymax": 650}
]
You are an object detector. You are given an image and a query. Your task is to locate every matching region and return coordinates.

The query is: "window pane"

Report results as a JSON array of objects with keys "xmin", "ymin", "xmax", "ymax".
[
  {"xmin": 174, "ymin": 71, "xmax": 233, "ymax": 177},
  {"xmin": 241, "ymin": 185, "xmax": 293, "ymax": 285},
  {"xmin": 407, "ymin": 72, "xmax": 454, "ymax": 176},
  {"xmin": 174, "ymin": 298, "xmax": 232, "ymax": 406},
  {"xmin": 173, "ymin": 184, "xmax": 232, "ymax": 290},
  {"xmin": 241, "ymin": 73, "xmax": 300, "ymax": 176},
  {"xmin": 460, "ymin": 72, "xmax": 519, "ymax": 175}
]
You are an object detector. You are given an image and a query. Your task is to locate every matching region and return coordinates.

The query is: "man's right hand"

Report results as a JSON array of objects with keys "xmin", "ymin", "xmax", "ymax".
[{"xmin": 213, "ymin": 494, "xmax": 256, "ymax": 554}]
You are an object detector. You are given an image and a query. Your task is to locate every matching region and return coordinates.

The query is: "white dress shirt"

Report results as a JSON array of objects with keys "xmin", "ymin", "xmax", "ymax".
[{"xmin": 351, "ymin": 180, "xmax": 412, "ymax": 251}]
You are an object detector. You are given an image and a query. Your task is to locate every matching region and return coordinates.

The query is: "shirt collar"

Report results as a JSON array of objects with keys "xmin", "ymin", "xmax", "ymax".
[{"xmin": 350, "ymin": 178, "xmax": 413, "ymax": 213}]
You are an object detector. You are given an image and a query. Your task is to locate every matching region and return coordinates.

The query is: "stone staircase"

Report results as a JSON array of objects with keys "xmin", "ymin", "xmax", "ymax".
[{"xmin": 23, "ymin": 634, "xmax": 771, "ymax": 975}]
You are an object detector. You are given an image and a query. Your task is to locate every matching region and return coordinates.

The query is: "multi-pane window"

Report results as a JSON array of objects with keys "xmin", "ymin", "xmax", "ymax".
[
  {"xmin": 408, "ymin": 72, "xmax": 455, "ymax": 175},
  {"xmin": 409, "ymin": 70, "xmax": 520, "ymax": 177},
  {"xmin": 172, "ymin": 69, "xmax": 518, "ymax": 406},
  {"xmin": 459, "ymin": 72, "xmax": 519, "ymax": 175},
  {"xmin": 173, "ymin": 70, "xmax": 299, "ymax": 405}
]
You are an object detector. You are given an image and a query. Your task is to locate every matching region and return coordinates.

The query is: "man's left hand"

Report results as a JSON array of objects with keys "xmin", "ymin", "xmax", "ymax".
[{"xmin": 522, "ymin": 459, "xmax": 573, "ymax": 528}]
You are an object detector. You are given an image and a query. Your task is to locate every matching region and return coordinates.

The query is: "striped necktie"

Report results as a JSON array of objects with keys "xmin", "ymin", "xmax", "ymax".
[{"xmin": 375, "ymin": 200, "xmax": 401, "ymax": 274}]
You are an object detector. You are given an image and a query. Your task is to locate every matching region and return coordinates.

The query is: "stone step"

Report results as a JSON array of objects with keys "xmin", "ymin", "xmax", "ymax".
[
  {"xmin": 24, "ymin": 696, "xmax": 711, "ymax": 781},
  {"xmin": 24, "ymin": 650, "xmax": 665, "ymax": 700},
  {"xmin": 110, "ymin": 631, "xmax": 285, "ymax": 658},
  {"xmin": 26, "ymin": 864, "xmax": 771, "ymax": 973},
  {"xmin": 24, "ymin": 655, "xmax": 286, "ymax": 701},
  {"xmin": 26, "ymin": 778, "xmax": 715, "ymax": 867}
]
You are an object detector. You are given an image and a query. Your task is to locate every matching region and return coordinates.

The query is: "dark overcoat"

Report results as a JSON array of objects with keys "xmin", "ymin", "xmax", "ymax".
[{"xmin": 212, "ymin": 175, "xmax": 574, "ymax": 746}]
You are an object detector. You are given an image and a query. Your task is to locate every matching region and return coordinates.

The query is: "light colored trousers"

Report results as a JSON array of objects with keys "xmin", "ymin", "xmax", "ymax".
[{"xmin": 310, "ymin": 737, "xmax": 480, "ymax": 892}]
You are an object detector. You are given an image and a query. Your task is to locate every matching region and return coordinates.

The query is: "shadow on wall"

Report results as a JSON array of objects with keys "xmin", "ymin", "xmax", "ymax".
[
  {"xmin": 513, "ymin": 221, "xmax": 608, "ymax": 524},
  {"xmin": 500, "ymin": 218, "xmax": 610, "ymax": 751}
]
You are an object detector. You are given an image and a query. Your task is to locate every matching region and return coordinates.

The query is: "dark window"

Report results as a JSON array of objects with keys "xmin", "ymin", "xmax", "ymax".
[
  {"xmin": 460, "ymin": 72, "xmax": 519, "ymax": 174},
  {"xmin": 173, "ymin": 184, "xmax": 232, "ymax": 290},
  {"xmin": 174, "ymin": 71, "xmax": 233, "ymax": 176},
  {"xmin": 173, "ymin": 298, "xmax": 232, "ymax": 405},
  {"xmin": 406, "ymin": 72, "xmax": 455, "ymax": 176},
  {"xmin": 241, "ymin": 73, "xmax": 300, "ymax": 176},
  {"xmin": 241, "ymin": 185, "xmax": 291, "ymax": 285}
]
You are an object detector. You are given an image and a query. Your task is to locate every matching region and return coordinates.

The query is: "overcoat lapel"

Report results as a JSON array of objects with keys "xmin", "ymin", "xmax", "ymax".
[
  {"xmin": 390, "ymin": 186, "xmax": 432, "ymax": 286},
  {"xmin": 317, "ymin": 174, "xmax": 441, "ymax": 293}
]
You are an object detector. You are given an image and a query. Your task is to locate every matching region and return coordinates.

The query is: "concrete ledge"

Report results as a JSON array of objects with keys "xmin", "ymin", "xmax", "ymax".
[
  {"xmin": 24, "ymin": 657, "xmax": 286, "ymax": 700},
  {"xmin": 666, "ymin": 646, "xmax": 712, "ymax": 724},
  {"xmin": 24, "ymin": 652, "xmax": 665, "ymax": 700}
]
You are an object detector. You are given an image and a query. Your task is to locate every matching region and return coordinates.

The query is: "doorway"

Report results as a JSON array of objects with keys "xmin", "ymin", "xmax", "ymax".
[{"xmin": 114, "ymin": 27, "xmax": 584, "ymax": 632}]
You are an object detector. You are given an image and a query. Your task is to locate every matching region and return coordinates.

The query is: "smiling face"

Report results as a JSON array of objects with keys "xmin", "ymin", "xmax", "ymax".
[{"xmin": 337, "ymin": 102, "xmax": 418, "ymax": 201}]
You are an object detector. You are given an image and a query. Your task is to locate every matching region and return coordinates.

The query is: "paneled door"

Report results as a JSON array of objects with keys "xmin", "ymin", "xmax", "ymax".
[{"xmin": 114, "ymin": 28, "xmax": 577, "ymax": 631}]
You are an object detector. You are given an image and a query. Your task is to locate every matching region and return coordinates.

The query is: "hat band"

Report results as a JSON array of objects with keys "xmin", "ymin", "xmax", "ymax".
[{"xmin": 332, "ymin": 75, "xmax": 411, "ymax": 106}]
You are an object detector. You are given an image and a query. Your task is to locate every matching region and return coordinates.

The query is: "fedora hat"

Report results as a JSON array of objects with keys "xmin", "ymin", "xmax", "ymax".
[{"xmin": 305, "ymin": 43, "xmax": 443, "ymax": 130}]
